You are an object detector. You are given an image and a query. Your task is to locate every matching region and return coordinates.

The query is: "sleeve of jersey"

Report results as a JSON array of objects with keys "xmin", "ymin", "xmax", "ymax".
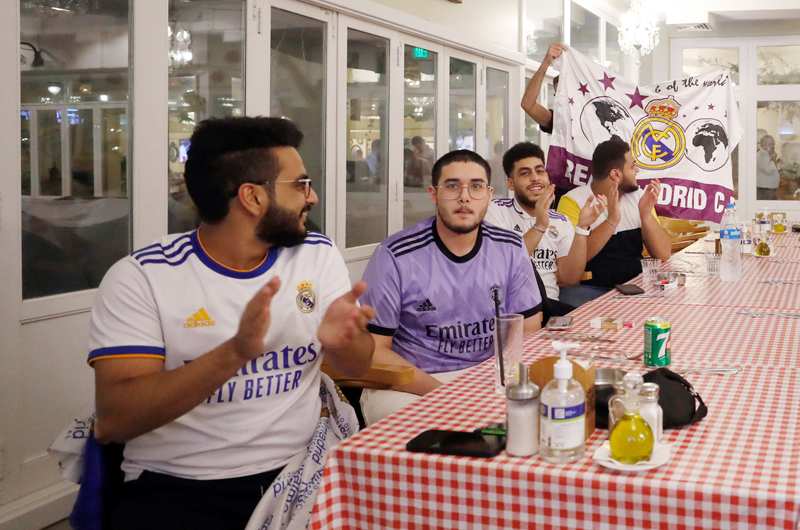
[
  {"xmin": 556, "ymin": 195, "xmax": 580, "ymax": 227},
  {"xmin": 317, "ymin": 244, "xmax": 353, "ymax": 316},
  {"xmin": 507, "ymin": 241, "xmax": 543, "ymax": 319},
  {"xmin": 482, "ymin": 203, "xmax": 507, "ymax": 229},
  {"xmin": 359, "ymin": 244, "xmax": 401, "ymax": 337},
  {"xmin": 558, "ymin": 221, "xmax": 575, "ymax": 257},
  {"xmin": 87, "ymin": 259, "xmax": 166, "ymax": 366}
]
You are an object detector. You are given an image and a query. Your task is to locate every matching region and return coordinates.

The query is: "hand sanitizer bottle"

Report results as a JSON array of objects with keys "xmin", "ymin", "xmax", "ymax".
[{"xmin": 539, "ymin": 342, "xmax": 586, "ymax": 464}]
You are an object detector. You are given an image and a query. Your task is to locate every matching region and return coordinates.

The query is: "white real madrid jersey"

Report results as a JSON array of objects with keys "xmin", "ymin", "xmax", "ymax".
[
  {"xmin": 484, "ymin": 198, "xmax": 574, "ymax": 300},
  {"xmin": 88, "ymin": 230, "xmax": 350, "ymax": 480}
]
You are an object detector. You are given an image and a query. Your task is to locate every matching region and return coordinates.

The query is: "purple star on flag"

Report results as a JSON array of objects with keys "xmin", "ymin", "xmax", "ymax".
[
  {"xmin": 625, "ymin": 87, "xmax": 646, "ymax": 109},
  {"xmin": 568, "ymin": 97, "xmax": 574, "ymax": 105},
  {"xmin": 694, "ymin": 106, "xmax": 699, "ymax": 110},
  {"xmin": 598, "ymin": 73, "xmax": 616, "ymax": 92},
  {"xmin": 578, "ymin": 83, "xmax": 589, "ymax": 96},
  {"xmin": 725, "ymin": 111, "xmax": 728, "ymax": 118},
  {"xmin": 708, "ymin": 103, "xmax": 715, "ymax": 110}
]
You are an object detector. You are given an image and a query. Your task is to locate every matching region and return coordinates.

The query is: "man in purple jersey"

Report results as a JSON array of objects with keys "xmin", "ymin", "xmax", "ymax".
[{"xmin": 360, "ymin": 150, "xmax": 543, "ymax": 425}]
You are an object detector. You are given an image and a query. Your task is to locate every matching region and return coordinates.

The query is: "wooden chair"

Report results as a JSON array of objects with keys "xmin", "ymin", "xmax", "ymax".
[{"xmin": 657, "ymin": 217, "xmax": 710, "ymax": 254}]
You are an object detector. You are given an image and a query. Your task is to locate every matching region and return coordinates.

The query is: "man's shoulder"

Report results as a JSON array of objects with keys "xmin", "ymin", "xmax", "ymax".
[
  {"xmin": 130, "ymin": 231, "xmax": 196, "ymax": 269},
  {"xmin": 382, "ymin": 218, "xmax": 436, "ymax": 259},
  {"xmin": 547, "ymin": 210, "xmax": 570, "ymax": 224},
  {"xmin": 564, "ymin": 185, "xmax": 593, "ymax": 203},
  {"xmin": 482, "ymin": 222, "xmax": 524, "ymax": 249}
]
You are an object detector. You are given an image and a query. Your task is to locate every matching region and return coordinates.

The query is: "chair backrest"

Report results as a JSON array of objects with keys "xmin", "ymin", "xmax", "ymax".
[{"xmin": 321, "ymin": 362, "xmax": 415, "ymax": 390}]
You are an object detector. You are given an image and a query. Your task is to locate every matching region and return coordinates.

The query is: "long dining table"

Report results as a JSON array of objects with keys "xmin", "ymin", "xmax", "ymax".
[{"xmin": 310, "ymin": 225, "xmax": 800, "ymax": 530}]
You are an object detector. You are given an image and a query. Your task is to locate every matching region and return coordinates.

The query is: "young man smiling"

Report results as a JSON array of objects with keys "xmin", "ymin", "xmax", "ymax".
[
  {"xmin": 359, "ymin": 150, "xmax": 543, "ymax": 425},
  {"xmin": 484, "ymin": 142, "xmax": 605, "ymax": 314}
]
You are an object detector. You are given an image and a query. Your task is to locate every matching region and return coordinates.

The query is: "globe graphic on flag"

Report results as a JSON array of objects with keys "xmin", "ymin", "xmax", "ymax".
[
  {"xmin": 579, "ymin": 97, "xmax": 635, "ymax": 144},
  {"xmin": 685, "ymin": 119, "xmax": 729, "ymax": 171}
]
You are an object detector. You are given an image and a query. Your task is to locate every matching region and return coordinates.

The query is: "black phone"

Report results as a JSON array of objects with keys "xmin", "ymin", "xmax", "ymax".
[
  {"xmin": 615, "ymin": 284, "xmax": 645, "ymax": 295},
  {"xmin": 406, "ymin": 430, "xmax": 505, "ymax": 458},
  {"xmin": 792, "ymin": 225, "xmax": 800, "ymax": 233}
]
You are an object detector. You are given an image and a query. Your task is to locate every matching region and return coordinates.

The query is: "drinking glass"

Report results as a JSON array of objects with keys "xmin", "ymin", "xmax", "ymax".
[
  {"xmin": 641, "ymin": 259, "xmax": 662, "ymax": 284},
  {"xmin": 704, "ymin": 253, "xmax": 721, "ymax": 276},
  {"xmin": 494, "ymin": 313, "xmax": 523, "ymax": 394}
]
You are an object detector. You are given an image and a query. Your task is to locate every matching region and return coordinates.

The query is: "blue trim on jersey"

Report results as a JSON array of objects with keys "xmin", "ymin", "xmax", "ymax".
[
  {"xmin": 492, "ymin": 198, "xmax": 515, "ymax": 208},
  {"xmin": 138, "ymin": 250, "xmax": 196, "ymax": 268},
  {"xmin": 88, "ymin": 345, "xmax": 166, "ymax": 362},
  {"xmin": 548, "ymin": 210, "xmax": 568, "ymax": 222},
  {"xmin": 191, "ymin": 231, "xmax": 281, "ymax": 279},
  {"xmin": 132, "ymin": 234, "xmax": 193, "ymax": 259},
  {"xmin": 482, "ymin": 224, "xmax": 524, "ymax": 248},
  {"xmin": 304, "ymin": 232, "xmax": 333, "ymax": 247},
  {"xmin": 135, "ymin": 239, "xmax": 193, "ymax": 262}
]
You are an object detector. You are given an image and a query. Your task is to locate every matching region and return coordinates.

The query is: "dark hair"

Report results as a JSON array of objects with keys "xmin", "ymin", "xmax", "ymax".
[
  {"xmin": 591, "ymin": 138, "xmax": 630, "ymax": 181},
  {"xmin": 502, "ymin": 142, "xmax": 546, "ymax": 177},
  {"xmin": 411, "ymin": 136, "xmax": 425, "ymax": 146},
  {"xmin": 553, "ymin": 75, "xmax": 560, "ymax": 88},
  {"xmin": 184, "ymin": 117, "xmax": 303, "ymax": 223},
  {"xmin": 431, "ymin": 150, "xmax": 491, "ymax": 186}
]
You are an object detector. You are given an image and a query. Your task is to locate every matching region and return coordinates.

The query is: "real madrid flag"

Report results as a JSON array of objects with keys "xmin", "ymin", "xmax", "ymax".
[{"xmin": 546, "ymin": 46, "xmax": 742, "ymax": 223}]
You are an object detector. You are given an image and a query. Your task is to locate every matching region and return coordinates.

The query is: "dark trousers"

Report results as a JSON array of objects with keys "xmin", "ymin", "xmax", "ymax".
[{"xmin": 109, "ymin": 467, "xmax": 283, "ymax": 530}]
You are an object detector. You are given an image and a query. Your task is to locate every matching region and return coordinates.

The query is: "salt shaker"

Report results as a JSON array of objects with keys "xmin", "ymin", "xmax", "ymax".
[
  {"xmin": 505, "ymin": 362, "xmax": 540, "ymax": 457},
  {"xmin": 639, "ymin": 382, "xmax": 663, "ymax": 443}
]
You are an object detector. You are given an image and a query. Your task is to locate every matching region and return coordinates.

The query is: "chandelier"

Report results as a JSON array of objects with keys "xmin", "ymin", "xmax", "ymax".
[
  {"xmin": 618, "ymin": 0, "xmax": 660, "ymax": 57},
  {"xmin": 168, "ymin": 21, "xmax": 193, "ymax": 70}
]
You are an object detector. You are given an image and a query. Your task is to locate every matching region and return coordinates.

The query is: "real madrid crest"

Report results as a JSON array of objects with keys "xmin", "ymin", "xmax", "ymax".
[
  {"xmin": 632, "ymin": 96, "xmax": 687, "ymax": 170},
  {"xmin": 296, "ymin": 280, "xmax": 316, "ymax": 313},
  {"xmin": 548, "ymin": 225, "xmax": 558, "ymax": 239}
]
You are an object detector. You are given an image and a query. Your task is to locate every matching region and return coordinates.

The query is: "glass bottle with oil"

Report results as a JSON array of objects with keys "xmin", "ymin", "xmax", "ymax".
[
  {"xmin": 755, "ymin": 231, "xmax": 774, "ymax": 257},
  {"xmin": 608, "ymin": 373, "xmax": 654, "ymax": 465}
]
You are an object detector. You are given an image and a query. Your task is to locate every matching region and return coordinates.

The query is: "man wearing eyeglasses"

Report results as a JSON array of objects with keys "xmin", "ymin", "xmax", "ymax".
[
  {"xmin": 359, "ymin": 150, "xmax": 543, "ymax": 425},
  {"xmin": 484, "ymin": 142, "xmax": 606, "ymax": 316},
  {"xmin": 88, "ymin": 117, "xmax": 375, "ymax": 529}
]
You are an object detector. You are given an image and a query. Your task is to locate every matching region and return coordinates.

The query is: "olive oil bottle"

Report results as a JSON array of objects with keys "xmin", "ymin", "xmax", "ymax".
[{"xmin": 608, "ymin": 374, "xmax": 654, "ymax": 465}]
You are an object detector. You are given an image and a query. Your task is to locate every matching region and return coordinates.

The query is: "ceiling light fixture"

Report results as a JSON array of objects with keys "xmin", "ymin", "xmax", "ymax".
[
  {"xmin": 618, "ymin": 0, "xmax": 660, "ymax": 60},
  {"xmin": 47, "ymin": 83, "xmax": 62, "ymax": 95}
]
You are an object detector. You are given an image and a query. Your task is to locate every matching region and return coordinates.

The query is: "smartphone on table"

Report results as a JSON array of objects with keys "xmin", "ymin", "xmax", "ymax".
[
  {"xmin": 545, "ymin": 316, "xmax": 573, "ymax": 330},
  {"xmin": 615, "ymin": 284, "xmax": 645, "ymax": 296},
  {"xmin": 406, "ymin": 430, "xmax": 505, "ymax": 458}
]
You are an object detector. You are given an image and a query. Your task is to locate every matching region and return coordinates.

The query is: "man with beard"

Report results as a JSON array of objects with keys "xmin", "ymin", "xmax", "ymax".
[
  {"xmin": 359, "ymin": 150, "xmax": 543, "ymax": 425},
  {"xmin": 88, "ymin": 117, "xmax": 375, "ymax": 530},
  {"xmin": 556, "ymin": 138, "xmax": 672, "ymax": 307},
  {"xmin": 484, "ymin": 142, "xmax": 606, "ymax": 316}
]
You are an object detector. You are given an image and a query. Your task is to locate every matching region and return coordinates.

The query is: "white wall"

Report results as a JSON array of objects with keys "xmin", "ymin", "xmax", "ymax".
[{"xmin": 372, "ymin": 0, "xmax": 521, "ymax": 52}]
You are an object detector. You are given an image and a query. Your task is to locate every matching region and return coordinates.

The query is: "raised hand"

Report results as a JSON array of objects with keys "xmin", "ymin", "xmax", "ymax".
[
  {"xmin": 606, "ymin": 182, "xmax": 621, "ymax": 225},
  {"xmin": 318, "ymin": 281, "xmax": 377, "ymax": 351},
  {"xmin": 639, "ymin": 179, "xmax": 661, "ymax": 215},
  {"xmin": 544, "ymin": 43, "xmax": 569, "ymax": 66},
  {"xmin": 534, "ymin": 184, "xmax": 556, "ymax": 229},
  {"xmin": 233, "ymin": 276, "xmax": 281, "ymax": 361},
  {"xmin": 577, "ymin": 194, "xmax": 607, "ymax": 230}
]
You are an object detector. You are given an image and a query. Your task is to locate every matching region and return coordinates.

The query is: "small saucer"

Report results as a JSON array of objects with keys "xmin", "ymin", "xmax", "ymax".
[{"xmin": 592, "ymin": 441, "xmax": 671, "ymax": 472}]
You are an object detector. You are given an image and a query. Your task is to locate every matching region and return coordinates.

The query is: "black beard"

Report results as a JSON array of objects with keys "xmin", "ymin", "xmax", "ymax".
[
  {"xmin": 439, "ymin": 209, "xmax": 482, "ymax": 234},
  {"xmin": 515, "ymin": 189, "xmax": 538, "ymax": 209},
  {"xmin": 256, "ymin": 204, "xmax": 309, "ymax": 247},
  {"xmin": 619, "ymin": 180, "xmax": 640, "ymax": 194}
]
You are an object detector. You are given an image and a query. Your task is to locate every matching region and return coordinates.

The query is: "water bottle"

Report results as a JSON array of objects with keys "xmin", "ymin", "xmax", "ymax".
[{"xmin": 720, "ymin": 203, "xmax": 742, "ymax": 282}]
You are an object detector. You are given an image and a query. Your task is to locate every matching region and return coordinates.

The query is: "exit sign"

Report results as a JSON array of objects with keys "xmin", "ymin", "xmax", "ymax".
[{"xmin": 413, "ymin": 47, "xmax": 428, "ymax": 58}]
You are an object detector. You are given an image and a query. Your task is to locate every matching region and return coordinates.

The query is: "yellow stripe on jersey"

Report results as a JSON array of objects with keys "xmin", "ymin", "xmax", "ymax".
[{"xmin": 88, "ymin": 353, "xmax": 166, "ymax": 366}]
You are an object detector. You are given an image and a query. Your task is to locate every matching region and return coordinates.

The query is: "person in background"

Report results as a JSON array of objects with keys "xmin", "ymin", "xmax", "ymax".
[
  {"xmin": 365, "ymin": 139, "xmax": 381, "ymax": 179},
  {"xmin": 556, "ymin": 138, "xmax": 672, "ymax": 307},
  {"xmin": 90, "ymin": 117, "xmax": 375, "ymax": 530},
  {"xmin": 411, "ymin": 135, "xmax": 435, "ymax": 178},
  {"xmin": 359, "ymin": 150, "xmax": 543, "ymax": 425},
  {"xmin": 521, "ymin": 43, "xmax": 567, "ymax": 136},
  {"xmin": 484, "ymin": 142, "xmax": 606, "ymax": 317},
  {"xmin": 756, "ymin": 135, "xmax": 780, "ymax": 200}
]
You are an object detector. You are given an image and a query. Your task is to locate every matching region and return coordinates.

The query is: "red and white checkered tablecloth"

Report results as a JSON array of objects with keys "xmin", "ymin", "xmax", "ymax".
[{"xmin": 310, "ymin": 233, "xmax": 800, "ymax": 530}]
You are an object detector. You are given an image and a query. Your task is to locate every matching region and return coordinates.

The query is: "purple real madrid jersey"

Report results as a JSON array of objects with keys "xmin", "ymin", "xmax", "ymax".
[{"xmin": 361, "ymin": 217, "xmax": 542, "ymax": 373}]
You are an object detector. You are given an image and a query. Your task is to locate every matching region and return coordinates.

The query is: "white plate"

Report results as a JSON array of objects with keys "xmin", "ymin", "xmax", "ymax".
[{"xmin": 592, "ymin": 441, "xmax": 672, "ymax": 472}]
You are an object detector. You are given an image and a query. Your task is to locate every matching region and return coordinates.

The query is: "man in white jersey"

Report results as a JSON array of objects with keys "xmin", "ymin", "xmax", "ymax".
[
  {"xmin": 89, "ymin": 117, "xmax": 375, "ymax": 530},
  {"xmin": 359, "ymin": 150, "xmax": 544, "ymax": 425},
  {"xmin": 484, "ymin": 142, "xmax": 606, "ymax": 316},
  {"xmin": 556, "ymin": 138, "xmax": 672, "ymax": 307}
]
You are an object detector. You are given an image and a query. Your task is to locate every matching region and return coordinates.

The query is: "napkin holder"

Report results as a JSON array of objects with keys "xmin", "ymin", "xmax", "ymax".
[{"xmin": 529, "ymin": 356, "xmax": 596, "ymax": 441}]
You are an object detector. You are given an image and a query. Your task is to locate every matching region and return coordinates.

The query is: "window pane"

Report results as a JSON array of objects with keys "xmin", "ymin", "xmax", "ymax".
[
  {"xmin": 20, "ymin": 2, "xmax": 131, "ymax": 299},
  {"xmin": 167, "ymin": 0, "xmax": 246, "ymax": 234},
  {"xmin": 449, "ymin": 58, "xmax": 476, "ymax": 152},
  {"xmin": 606, "ymin": 22, "xmax": 623, "ymax": 75},
  {"xmin": 525, "ymin": 0, "xmax": 563, "ymax": 63},
  {"xmin": 403, "ymin": 45, "xmax": 437, "ymax": 228},
  {"xmin": 756, "ymin": 101, "xmax": 800, "ymax": 201},
  {"xmin": 524, "ymin": 76, "xmax": 541, "ymax": 146},
  {"xmin": 570, "ymin": 2, "xmax": 600, "ymax": 63},
  {"xmin": 486, "ymin": 68, "xmax": 509, "ymax": 196},
  {"xmin": 69, "ymin": 109, "xmax": 94, "ymax": 197},
  {"xmin": 271, "ymin": 8, "xmax": 326, "ymax": 233},
  {"xmin": 758, "ymin": 46, "xmax": 800, "ymax": 85},
  {"xmin": 682, "ymin": 48, "xmax": 739, "ymax": 86},
  {"xmin": 346, "ymin": 29, "xmax": 389, "ymax": 248}
]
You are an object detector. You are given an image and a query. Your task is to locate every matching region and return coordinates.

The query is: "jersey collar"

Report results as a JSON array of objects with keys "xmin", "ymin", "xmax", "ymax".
[
  {"xmin": 191, "ymin": 230, "xmax": 281, "ymax": 279},
  {"xmin": 431, "ymin": 219, "xmax": 483, "ymax": 263},
  {"xmin": 512, "ymin": 197, "xmax": 536, "ymax": 221}
]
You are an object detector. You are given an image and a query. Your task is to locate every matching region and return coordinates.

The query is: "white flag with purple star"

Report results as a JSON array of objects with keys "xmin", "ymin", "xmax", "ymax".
[{"xmin": 546, "ymin": 46, "xmax": 742, "ymax": 222}]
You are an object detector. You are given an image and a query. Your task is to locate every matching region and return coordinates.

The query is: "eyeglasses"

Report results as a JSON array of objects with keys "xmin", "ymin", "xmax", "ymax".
[
  {"xmin": 437, "ymin": 181, "xmax": 492, "ymax": 200},
  {"xmin": 272, "ymin": 178, "xmax": 313, "ymax": 198}
]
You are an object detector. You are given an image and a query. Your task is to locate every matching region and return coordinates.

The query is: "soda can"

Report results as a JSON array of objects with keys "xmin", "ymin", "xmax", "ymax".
[{"xmin": 644, "ymin": 317, "xmax": 671, "ymax": 367}]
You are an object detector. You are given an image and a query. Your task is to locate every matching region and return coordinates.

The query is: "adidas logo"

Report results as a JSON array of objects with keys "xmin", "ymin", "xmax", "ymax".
[
  {"xmin": 416, "ymin": 299, "xmax": 436, "ymax": 312},
  {"xmin": 184, "ymin": 308, "xmax": 216, "ymax": 328},
  {"xmin": 513, "ymin": 225, "xmax": 523, "ymax": 233}
]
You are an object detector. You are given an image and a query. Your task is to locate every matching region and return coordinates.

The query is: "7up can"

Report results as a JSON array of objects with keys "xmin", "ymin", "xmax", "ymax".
[{"xmin": 644, "ymin": 317, "xmax": 671, "ymax": 367}]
